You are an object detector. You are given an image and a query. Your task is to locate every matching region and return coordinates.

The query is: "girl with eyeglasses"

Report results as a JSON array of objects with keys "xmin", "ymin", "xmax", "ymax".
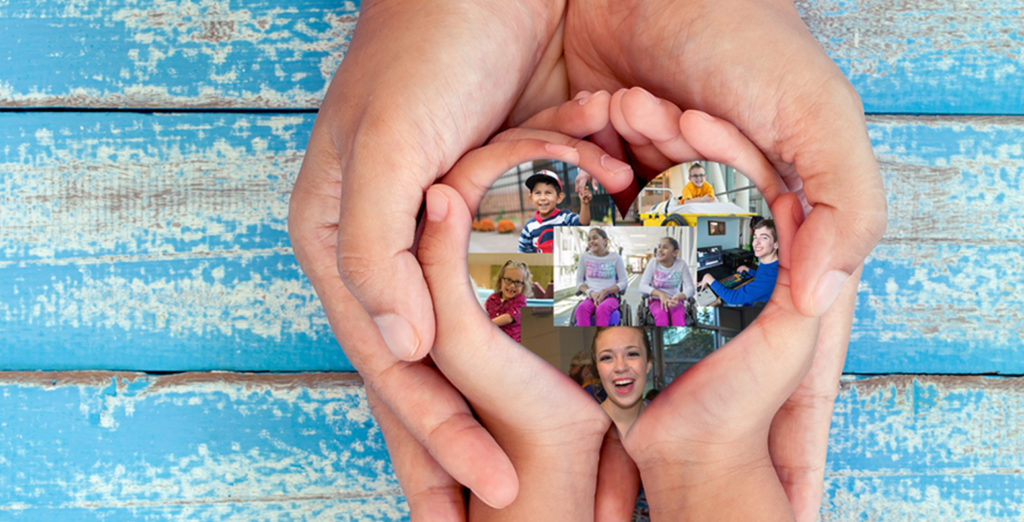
[{"xmin": 486, "ymin": 260, "xmax": 533, "ymax": 342}]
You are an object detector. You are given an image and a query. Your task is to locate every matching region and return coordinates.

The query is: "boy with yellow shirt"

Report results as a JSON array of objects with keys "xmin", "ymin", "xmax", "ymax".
[{"xmin": 678, "ymin": 163, "xmax": 716, "ymax": 204}]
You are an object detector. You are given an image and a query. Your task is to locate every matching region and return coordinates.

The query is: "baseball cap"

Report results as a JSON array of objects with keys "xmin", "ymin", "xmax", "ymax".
[{"xmin": 525, "ymin": 169, "xmax": 563, "ymax": 192}]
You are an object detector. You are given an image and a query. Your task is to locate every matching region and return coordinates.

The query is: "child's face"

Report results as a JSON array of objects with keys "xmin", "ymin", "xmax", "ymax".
[
  {"xmin": 594, "ymin": 327, "xmax": 651, "ymax": 411},
  {"xmin": 656, "ymin": 238, "xmax": 677, "ymax": 263},
  {"xmin": 752, "ymin": 226, "xmax": 778, "ymax": 259},
  {"xmin": 500, "ymin": 266, "xmax": 525, "ymax": 300},
  {"xmin": 530, "ymin": 182, "xmax": 564, "ymax": 218},
  {"xmin": 690, "ymin": 168, "xmax": 706, "ymax": 187},
  {"xmin": 588, "ymin": 230, "xmax": 608, "ymax": 254}
]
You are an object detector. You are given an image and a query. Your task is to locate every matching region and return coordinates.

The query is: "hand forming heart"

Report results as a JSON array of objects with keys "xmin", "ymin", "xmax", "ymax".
[
  {"xmin": 292, "ymin": 2, "xmax": 883, "ymax": 518},
  {"xmin": 408, "ymin": 89, "xmax": 862, "ymax": 520}
]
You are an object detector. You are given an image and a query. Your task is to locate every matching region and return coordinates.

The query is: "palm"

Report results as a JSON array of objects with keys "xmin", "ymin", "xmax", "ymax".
[{"xmin": 563, "ymin": 0, "xmax": 886, "ymax": 315}]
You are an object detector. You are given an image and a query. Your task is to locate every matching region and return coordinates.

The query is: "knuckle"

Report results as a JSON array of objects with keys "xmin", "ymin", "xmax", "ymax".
[{"xmin": 336, "ymin": 249, "xmax": 379, "ymax": 293}]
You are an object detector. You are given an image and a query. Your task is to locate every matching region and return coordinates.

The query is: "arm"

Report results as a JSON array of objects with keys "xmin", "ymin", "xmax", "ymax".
[
  {"xmin": 615, "ymin": 254, "xmax": 628, "ymax": 293},
  {"xmin": 491, "ymin": 314, "xmax": 513, "ymax": 326},
  {"xmin": 578, "ymin": 193, "xmax": 592, "ymax": 226},
  {"xmin": 491, "ymin": 294, "xmax": 524, "ymax": 327},
  {"xmin": 576, "ymin": 254, "xmax": 588, "ymax": 293},
  {"xmin": 517, "ymin": 226, "xmax": 536, "ymax": 253},
  {"xmin": 637, "ymin": 260, "xmax": 657, "ymax": 296},
  {"xmin": 710, "ymin": 262, "xmax": 777, "ymax": 306},
  {"xmin": 703, "ymin": 183, "xmax": 716, "ymax": 201},
  {"xmin": 678, "ymin": 259, "xmax": 696, "ymax": 299}
]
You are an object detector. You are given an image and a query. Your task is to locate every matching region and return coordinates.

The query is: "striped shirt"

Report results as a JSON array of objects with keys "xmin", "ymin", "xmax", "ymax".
[{"xmin": 517, "ymin": 209, "xmax": 580, "ymax": 253}]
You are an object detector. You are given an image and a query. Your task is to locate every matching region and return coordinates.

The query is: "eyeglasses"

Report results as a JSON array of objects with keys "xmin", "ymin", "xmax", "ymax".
[
  {"xmin": 501, "ymin": 277, "xmax": 526, "ymax": 286},
  {"xmin": 691, "ymin": 174, "xmax": 706, "ymax": 178}
]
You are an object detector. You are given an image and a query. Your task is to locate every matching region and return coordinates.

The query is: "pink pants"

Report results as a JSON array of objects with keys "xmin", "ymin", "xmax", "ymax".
[
  {"xmin": 648, "ymin": 298, "xmax": 686, "ymax": 327},
  {"xmin": 576, "ymin": 295, "xmax": 620, "ymax": 326}
]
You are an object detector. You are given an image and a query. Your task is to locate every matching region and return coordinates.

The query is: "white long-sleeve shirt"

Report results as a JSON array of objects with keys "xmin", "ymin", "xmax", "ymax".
[
  {"xmin": 576, "ymin": 252, "xmax": 628, "ymax": 294},
  {"xmin": 638, "ymin": 258, "xmax": 695, "ymax": 299}
]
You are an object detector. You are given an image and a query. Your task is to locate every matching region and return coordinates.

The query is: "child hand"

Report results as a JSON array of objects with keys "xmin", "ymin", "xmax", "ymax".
[
  {"xmin": 419, "ymin": 183, "xmax": 610, "ymax": 518},
  {"xmin": 438, "ymin": 90, "xmax": 634, "ymax": 216},
  {"xmin": 623, "ymin": 192, "xmax": 821, "ymax": 519},
  {"xmin": 579, "ymin": 184, "xmax": 593, "ymax": 204},
  {"xmin": 700, "ymin": 273, "xmax": 716, "ymax": 287},
  {"xmin": 597, "ymin": 101, "xmax": 863, "ymax": 519}
]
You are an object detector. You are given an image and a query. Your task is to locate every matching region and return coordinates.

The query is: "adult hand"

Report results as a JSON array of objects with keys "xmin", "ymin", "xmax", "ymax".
[
  {"xmin": 563, "ymin": 0, "xmax": 887, "ymax": 317},
  {"xmin": 289, "ymin": 2, "xmax": 627, "ymax": 507},
  {"xmin": 364, "ymin": 389, "xmax": 466, "ymax": 521},
  {"xmin": 315, "ymin": 0, "xmax": 566, "ymax": 364}
]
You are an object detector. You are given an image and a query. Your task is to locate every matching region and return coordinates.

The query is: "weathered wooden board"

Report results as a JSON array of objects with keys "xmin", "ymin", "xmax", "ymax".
[
  {"xmin": 0, "ymin": 254, "xmax": 341, "ymax": 371},
  {"xmin": 0, "ymin": 111, "xmax": 343, "ymax": 372},
  {"xmin": 798, "ymin": 0, "xmax": 1024, "ymax": 115},
  {"xmin": 0, "ymin": 112, "xmax": 311, "ymax": 261},
  {"xmin": 851, "ymin": 116, "xmax": 1024, "ymax": 374},
  {"xmin": 0, "ymin": 0, "xmax": 357, "ymax": 109},
  {"xmin": 2, "ymin": 1, "xmax": 1023, "ymax": 114},
  {"xmin": 822, "ymin": 375, "xmax": 1024, "ymax": 520},
  {"xmin": 0, "ymin": 372, "xmax": 407, "ymax": 520},
  {"xmin": 1, "ymin": 373, "xmax": 1020, "ymax": 520}
]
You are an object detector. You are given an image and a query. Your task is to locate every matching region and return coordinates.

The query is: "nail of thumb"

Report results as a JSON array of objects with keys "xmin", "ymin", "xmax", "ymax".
[{"xmin": 812, "ymin": 269, "xmax": 850, "ymax": 316}]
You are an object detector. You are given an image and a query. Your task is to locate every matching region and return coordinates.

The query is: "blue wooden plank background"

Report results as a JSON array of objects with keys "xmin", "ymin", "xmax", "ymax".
[
  {"xmin": 3, "ymin": 0, "xmax": 1022, "ymax": 114},
  {"xmin": 798, "ymin": 0, "xmax": 1024, "ymax": 115},
  {"xmin": 0, "ymin": 373, "xmax": 407, "ymax": 520},
  {"xmin": 1, "ymin": 373, "xmax": 1020, "ymax": 519},
  {"xmin": 0, "ymin": 0, "xmax": 357, "ymax": 109},
  {"xmin": 1, "ymin": 0, "xmax": 1022, "ymax": 519}
]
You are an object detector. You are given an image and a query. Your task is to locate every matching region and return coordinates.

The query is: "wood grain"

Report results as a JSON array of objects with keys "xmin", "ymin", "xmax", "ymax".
[
  {"xmin": 2, "ymin": 1, "xmax": 1022, "ymax": 114},
  {"xmin": 823, "ymin": 375, "xmax": 1024, "ymax": 520},
  {"xmin": 1, "ymin": 1, "xmax": 1021, "ymax": 518},
  {"xmin": 850, "ymin": 115, "xmax": 1024, "ymax": 374},
  {"xmin": 0, "ymin": 0, "xmax": 358, "ymax": 109},
  {"xmin": 0, "ymin": 372, "xmax": 408, "ymax": 520},
  {"xmin": 798, "ymin": 0, "xmax": 1024, "ymax": 115},
  {"xmin": 0, "ymin": 112, "xmax": 311, "ymax": 261},
  {"xmin": 2, "ymin": 373, "xmax": 1020, "ymax": 520}
]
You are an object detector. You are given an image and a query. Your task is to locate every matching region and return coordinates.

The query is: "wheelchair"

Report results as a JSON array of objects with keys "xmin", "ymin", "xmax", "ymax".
[
  {"xmin": 636, "ymin": 294, "xmax": 697, "ymax": 327},
  {"xmin": 569, "ymin": 289, "xmax": 631, "ymax": 326}
]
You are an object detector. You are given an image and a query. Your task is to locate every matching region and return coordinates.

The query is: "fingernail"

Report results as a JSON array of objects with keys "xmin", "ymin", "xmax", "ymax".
[
  {"xmin": 601, "ymin": 154, "xmax": 632, "ymax": 177},
  {"xmin": 374, "ymin": 313, "xmax": 421, "ymax": 360},
  {"xmin": 635, "ymin": 87, "xmax": 660, "ymax": 104},
  {"xmin": 425, "ymin": 188, "xmax": 448, "ymax": 223},
  {"xmin": 545, "ymin": 142, "xmax": 577, "ymax": 159},
  {"xmin": 697, "ymin": 111, "xmax": 715, "ymax": 121},
  {"xmin": 813, "ymin": 269, "xmax": 850, "ymax": 315},
  {"xmin": 575, "ymin": 90, "xmax": 593, "ymax": 105}
]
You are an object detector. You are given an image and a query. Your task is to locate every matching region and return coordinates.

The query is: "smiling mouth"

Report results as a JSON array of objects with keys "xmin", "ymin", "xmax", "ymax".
[{"xmin": 613, "ymin": 378, "xmax": 635, "ymax": 395}]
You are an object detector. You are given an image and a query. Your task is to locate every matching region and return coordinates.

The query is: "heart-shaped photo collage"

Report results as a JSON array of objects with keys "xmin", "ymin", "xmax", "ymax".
[{"xmin": 469, "ymin": 158, "xmax": 776, "ymax": 400}]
